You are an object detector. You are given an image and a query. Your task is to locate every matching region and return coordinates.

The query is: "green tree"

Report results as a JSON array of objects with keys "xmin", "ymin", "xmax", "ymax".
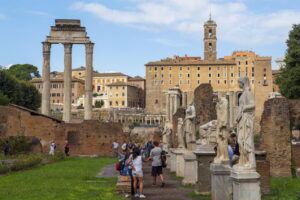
[
  {"xmin": 7, "ymin": 64, "xmax": 40, "ymax": 81},
  {"xmin": 0, "ymin": 70, "xmax": 41, "ymax": 110},
  {"xmin": 0, "ymin": 92, "xmax": 10, "ymax": 106},
  {"xmin": 276, "ymin": 24, "xmax": 300, "ymax": 99},
  {"xmin": 94, "ymin": 100, "xmax": 104, "ymax": 108}
]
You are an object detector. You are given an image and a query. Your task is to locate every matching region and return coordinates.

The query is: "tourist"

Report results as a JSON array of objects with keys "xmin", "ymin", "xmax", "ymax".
[
  {"xmin": 127, "ymin": 150, "xmax": 147, "ymax": 198},
  {"xmin": 228, "ymin": 143, "xmax": 234, "ymax": 167},
  {"xmin": 149, "ymin": 141, "xmax": 165, "ymax": 187},
  {"xmin": 3, "ymin": 141, "xmax": 10, "ymax": 156},
  {"xmin": 64, "ymin": 140, "xmax": 70, "ymax": 156},
  {"xmin": 146, "ymin": 140, "xmax": 152, "ymax": 158},
  {"xmin": 230, "ymin": 133, "xmax": 240, "ymax": 165},
  {"xmin": 112, "ymin": 141, "xmax": 119, "ymax": 157},
  {"xmin": 49, "ymin": 140, "xmax": 56, "ymax": 155}
]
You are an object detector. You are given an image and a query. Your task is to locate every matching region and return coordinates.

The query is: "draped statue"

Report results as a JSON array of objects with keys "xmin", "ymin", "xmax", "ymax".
[
  {"xmin": 235, "ymin": 76, "xmax": 256, "ymax": 170},
  {"xmin": 177, "ymin": 118, "xmax": 185, "ymax": 148},
  {"xmin": 184, "ymin": 101, "xmax": 196, "ymax": 146}
]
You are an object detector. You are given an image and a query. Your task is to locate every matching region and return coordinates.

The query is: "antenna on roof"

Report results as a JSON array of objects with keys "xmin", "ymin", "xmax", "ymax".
[{"xmin": 209, "ymin": 6, "xmax": 212, "ymax": 20}]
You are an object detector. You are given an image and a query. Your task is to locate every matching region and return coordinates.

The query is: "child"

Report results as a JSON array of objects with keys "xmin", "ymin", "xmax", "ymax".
[{"xmin": 127, "ymin": 150, "xmax": 147, "ymax": 198}]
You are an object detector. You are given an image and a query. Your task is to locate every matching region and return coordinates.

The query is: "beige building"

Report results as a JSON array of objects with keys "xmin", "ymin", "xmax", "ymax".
[
  {"xmin": 145, "ymin": 18, "xmax": 273, "ymax": 124},
  {"xmin": 107, "ymin": 82, "xmax": 144, "ymax": 108},
  {"xmin": 31, "ymin": 77, "xmax": 85, "ymax": 111}
]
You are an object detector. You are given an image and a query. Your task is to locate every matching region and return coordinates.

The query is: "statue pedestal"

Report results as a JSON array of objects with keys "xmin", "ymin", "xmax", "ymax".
[
  {"xmin": 230, "ymin": 169, "xmax": 261, "ymax": 200},
  {"xmin": 173, "ymin": 148, "xmax": 186, "ymax": 177},
  {"xmin": 193, "ymin": 144, "xmax": 215, "ymax": 194},
  {"xmin": 166, "ymin": 153, "xmax": 171, "ymax": 170},
  {"xmin": 210, "ymin": 163, "xmax": 232, "ymax": 200},
  {"xmin": 182, "ymin": 151, "xmax": 197, "ymax": 185},
  {"xmin": 170, "ymin": 148, "xmax": 177, "ymax": 172}
]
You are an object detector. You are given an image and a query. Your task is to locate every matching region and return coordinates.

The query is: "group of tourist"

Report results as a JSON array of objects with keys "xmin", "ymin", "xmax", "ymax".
[
  {"xmin": 49, "ymin": 140, "xmax": 70, "ymax": 156},
  {"xmin": 114, "ymin": 140, "xmax": 166, "ymax": 199},
  {"xmin": 228, "ymin": 133, "xmax": 240, "ymax": 167}
]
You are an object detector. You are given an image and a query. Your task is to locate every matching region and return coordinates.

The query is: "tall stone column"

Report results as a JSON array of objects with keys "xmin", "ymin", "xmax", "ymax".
[
  {"xmin": 41, "ymin": 42, "xmax": 51, "ymax": 115},
  {"xmin": 63, "ymin": 43, "xmax": 72, "ymax": 122},
  {"xmin": 84, "ymin": 43, "xmax": 94, "ymax": 120}
]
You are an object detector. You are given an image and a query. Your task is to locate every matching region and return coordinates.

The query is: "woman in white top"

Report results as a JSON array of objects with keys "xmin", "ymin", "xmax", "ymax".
[{"xmin": 127, "ymin": 150, "xmax": 147, "ymax": 198}]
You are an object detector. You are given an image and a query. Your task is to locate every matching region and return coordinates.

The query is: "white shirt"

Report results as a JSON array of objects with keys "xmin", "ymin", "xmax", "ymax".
[
  {"xmin": 132, "ymin": 156, "xmax": 142, "ymax": 172},
  {"xmin": 113, "ymin": 142, "xmax": 119, "ymax": 149}
]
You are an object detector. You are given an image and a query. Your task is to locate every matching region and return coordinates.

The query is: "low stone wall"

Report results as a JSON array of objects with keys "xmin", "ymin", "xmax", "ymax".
[{"xmin": 0, "ymin": 105, "xmax": 128, "ymax": 156}]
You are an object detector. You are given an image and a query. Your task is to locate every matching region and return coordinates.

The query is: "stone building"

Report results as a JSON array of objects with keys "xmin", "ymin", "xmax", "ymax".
[
  {"xmin": 31, "ymin": 77, "xmax": 85, "ymax": 111},
  {"xmin": 145, "ymin": 17, "xmax": 273, "ymax": 125}
]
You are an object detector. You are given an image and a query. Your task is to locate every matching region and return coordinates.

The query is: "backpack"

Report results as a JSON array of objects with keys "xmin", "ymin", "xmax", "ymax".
[{"xmin": 116, "ymin": 159, "xmax": 126, "ymax": 171}]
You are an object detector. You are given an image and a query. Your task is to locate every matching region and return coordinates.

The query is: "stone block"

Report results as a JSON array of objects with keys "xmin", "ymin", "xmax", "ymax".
[
  {"xmin": 210, "ymin": 163, "xmax": 232, "ymax": 200},
  {"xmin": 174, "ymin": 148, "xmax": 186, "ymax": 177},
  {"xmin": 231, "ymin": 170, "xmax": 261, "ymax": 200},
  {"xmin": 170, "ymin": 149, "xmax": 177, "ymax": 172},
  {"xmin": 182, "ymin": 151, "xmax": 197, "ymax": 185}
]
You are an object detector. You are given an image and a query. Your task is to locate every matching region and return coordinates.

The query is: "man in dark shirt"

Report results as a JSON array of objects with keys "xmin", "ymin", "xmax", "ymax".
[
  {"xmin": 3, "ymin": 141, "xmax": 10, "ymax": 156},
  {"xmin": 230, "ymin": 133, "xmax": 240, "ymax": 165}
]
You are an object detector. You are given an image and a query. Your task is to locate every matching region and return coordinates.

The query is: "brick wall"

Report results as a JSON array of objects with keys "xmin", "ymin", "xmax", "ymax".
[
  {"xmin": 256, "ymin": 152, "xmax": 270, "ymax": 194},
  {"xmin": 292, "ymin": 143, "xmax": 300, "ymax": 169},
  {"xmin": 0, "ymin": 105, "xmax": 128, "ymax": 156}
]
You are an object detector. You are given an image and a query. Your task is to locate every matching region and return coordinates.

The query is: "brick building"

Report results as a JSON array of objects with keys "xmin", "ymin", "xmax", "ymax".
[{"xmin": 145, "ymin": 17, "xmax": 273, "ymax": 125}]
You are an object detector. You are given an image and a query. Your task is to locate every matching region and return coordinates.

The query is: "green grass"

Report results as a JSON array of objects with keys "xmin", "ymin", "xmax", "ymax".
[
  {"xmin": 262, "ymin": 177, "xmax": 300, "ymax": 200},
  {"xmin": 0, "ymin": 157, "xmax": 124, "ymax": 200},
  {"xmin": 180, "ymin": 183, "xmax": 195, "ymax": 189},
  {"xmin": 188, "ymin": 192, "xmax": 211, "ymax": 199}
]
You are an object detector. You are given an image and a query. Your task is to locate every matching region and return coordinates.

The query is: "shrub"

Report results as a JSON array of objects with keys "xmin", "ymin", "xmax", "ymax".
[{"xmin": 0, "ymin": 136, "xmax": 32, "ymax": 154}]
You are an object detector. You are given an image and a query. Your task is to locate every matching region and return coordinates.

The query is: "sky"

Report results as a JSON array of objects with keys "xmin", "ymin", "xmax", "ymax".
[{"xmin": 0, "ymin": 0, "xmax": 299, "ymax": 77}]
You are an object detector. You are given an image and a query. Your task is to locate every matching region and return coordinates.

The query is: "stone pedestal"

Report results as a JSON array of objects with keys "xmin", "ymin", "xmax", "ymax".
[
  {"xmin": 210, "ymin": 163, "xmax": 232, "ymax": 200},
  {"xmin": 182, "ymin": 151, "xmax": 197, "ymax": 185},
  {"xmin": 174, "ymin": 148, "xmax": 186, "ymax": 177},
  {"xmin": 193, "ymin": 144, "xmax": 215, "ymax": 194},
  {"xmin": 231, "ymin": 170, "xmax": 261, "ymax": 200},
  {"xmin": 170, "ymin": 148, "xmax": 177, "ymax": 172},
  {"xmin": 166, "ymin": 154, "xmax": 171, "ymax": 170}
]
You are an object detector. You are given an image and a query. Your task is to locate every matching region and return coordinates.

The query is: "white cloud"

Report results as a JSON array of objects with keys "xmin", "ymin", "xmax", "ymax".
[
  {"xmin": 152, "ymin": 38, "xmax": 187, "ymax": 47},
  {"xmin": 71, "ymin": 0, "xmax": 300, "ymax": 46},
  {"xmin": 25, "ymin": 10, "xmax": 51, "ymax": 17}
]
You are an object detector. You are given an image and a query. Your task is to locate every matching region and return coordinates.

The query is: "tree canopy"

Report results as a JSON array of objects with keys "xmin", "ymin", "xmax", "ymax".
[
  {"xmin": 0, "ymin": 70, "xmax": 41, "ymax": 110},
  {"xmin": 276, "ymin": 24, "xmax": 300, "ymax": 99},
  {"xmin": 7, "ymin": 64, "xmax": 40, "ymax": 81}
]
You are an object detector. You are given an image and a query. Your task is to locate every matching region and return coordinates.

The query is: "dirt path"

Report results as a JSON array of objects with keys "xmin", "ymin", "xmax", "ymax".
[{"xmin": 137, "ymin": 163, "xmax": 208, "ymax": 200}]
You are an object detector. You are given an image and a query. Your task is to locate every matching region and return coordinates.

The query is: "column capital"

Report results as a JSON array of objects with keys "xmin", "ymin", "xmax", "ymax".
[
  {"xmin": 64, "ymin": 43, "xmax": 73, "ymax": 54},
  {"xmin": 42, "ymin": 42, "xmax": 51, "ymax": 53}
]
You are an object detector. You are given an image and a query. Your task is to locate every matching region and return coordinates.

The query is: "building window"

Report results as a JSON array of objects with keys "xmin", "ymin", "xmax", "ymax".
[
  {"xmin": 252, "ymin": 73, "xmax": 254, "ymax": 77},
  {"xmin": 169, "ymin": 80, "xmax": 172, "ymax": 84},
  {"xmin": 217, "ymin": 80, "xmax": 220, "ymax": 84},
  {"xmin": 161, "ymin": 67, "xmax": 163, "ymax": 70},
  {"xmin": 169, "ymin": 66, "xmax": 172, "ymax": 70},
  {"xmin": 246, "ymin": 61, "xmax": 248, "ymax": 65},
  {"xmin": 57, "ymin": 93, "xmax": 60, "ymax": 97},
  {"xmin": 224, "ymin": 73, "xmax": 227, "ymax": 78},
  {"xmin": 231, "ymin": 80, "xmax": 234, "ymax": 84},
  {"xmin": 179, "ymin": 66, "xmax": 182, "ymax": 70},
  {"xmin": 161, "ymin": 74, "xmax": 164, "ymax": 78},
  {"xmin": 231, "ymin": 73, "xmax": 234, "ymax": 77},
  {"xmin": 155, "ymin": 99, "xmax": 159, "ymax": 104},
  {"xmin": 209, "ymin": 73, "xmax": 212, "ymax": 78},
  {"xmin": 224, "ymin": 80, "xmax": 227, "ymax": 84},
  {"xmin": 208, "ymin": 80, "xmax": 211, "ymax": 84},
  {"xmin": 122, "ymin": 86, "xmax": 125, "ymax": 90},
  {"xmin": 231, "ymin": 66, "xmax": 234, "ymax": 70},
  {"xmin": 187, "ymin": 80, "xmax": 190, "ymax": 84},
  {"xmin": 122, "ymin": 92, "xmax": 125, "ymax": 96},
  {"xmin": 154, "ymin": 73, "xmax": 157, "ymax": 78},
  {"xmin": 116, "ymin": 93, "xmax": 118, "ymax": 97},
  {"xmin": 197, "ymin": 73, "xmax": 200, "ymax": 77},
  {"xmin": 224, "ymin": 66, "xmax": 227, "ymax": 70},
  {"xmin": 169, "ymin": 74, "xmax": 172, "ymax": 78},
  {"xmin": 149, "ymin": 67, "xmax": 152, "ymax": 71},
  {"xmin": 110, "ymin": 86, "xmax": 112, "ymax": 90},
  {"xmin": 116, "ymin": 101, "xmax": 119, "ymax": 106},
  {"xmin": 217, "ymin": 67, "xmax": 220, "ymax": 70},
  {"xmin": 187, "ymin": 66, "xmax": 190, "ymax": 70},
  {"xmin": 208, "ymin": 43, "xmax": 212, "ymax": 51},
  {"xmin": 161, "ymin": 80, "xmax": 164, "ymax": 85},
  {"xmin": 110, "ymin": 101, "xmax": 112, "ymax": 106},
  {"xmin": 197, "ymin": 80, "xmax": 200, "ymax": 85},
  {"xmin": 179, "ymin": 80, "xmax": 182, "ymax": 85},
  {"xmin": 209, "ymin": 67, "xmax": 211, "ymax": 71},
  {"xmin": 197, "ymin": 67, "xmax": 200, "ymax": 70},
  {"xmin": 238, "ymin": 72, "xmax": 241, "ymax": 77},
  {"xmin": 179, "ymin": 74, "xmax": 182, "ymax": 78},
  {"xmin": 122, "ymin": 101, "xmax": 125, "ymax": 106},
  {"xmin": 217, "ymin": 73, "xmax": 220, "ymax": 78},
  {"xmin": 238, "ymin": 61, "xmax": 241, "ymax": 65},
  {"xmin": 187, "ymin": 74, "xmax": 190, "ymax": 78},
  {"xmin": 154, "ymin": 67, "xmax": 157, "ymax": 71}
]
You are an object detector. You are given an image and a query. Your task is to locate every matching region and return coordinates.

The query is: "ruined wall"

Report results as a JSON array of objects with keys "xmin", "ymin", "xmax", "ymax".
[
  {"xmin": 0, "ymin": 106, "xmax": 128, "ymax": 156},
  {"xmin": 288, "ymin": 99, "xmax": 300, "ymax": 129},
  {"xmin": 194, "ymin": 84, "xmax": 217, "ymax": 126},
  {"xmin": 260, "ymin": 98, "xmax": 291, "ymax": 177},
  {"xmin": 256, "ymin": 152, "xmax": 270, "ymax": 195},
  {"xmin": 130, "ymin": 127, "xmax": 162, "ymax": 143},
  {"xmin": 292, "ymin": 142, "xmax": 300, "ymax": 170},
  {"xmin": 172, "ymin": 107, "xmax": 186, "ymax": 148}
]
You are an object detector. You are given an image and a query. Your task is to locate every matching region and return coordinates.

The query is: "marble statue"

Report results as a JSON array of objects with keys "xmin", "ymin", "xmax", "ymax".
[
  {"xmin": 214, "ymin": 97, "xmax": 229, "ymax": 164},
  {"xmin": 235, "ymin": 76, "xmax": 256, "ymax": 170},
  {"xmin": 162, "ymin": 126, "xmax": 172, "ymax": 150},
  {"xmin": 177, "ymin": 118, "xmax": 185, "ymax": 148},
  {"xmin": 184, "ymin": 101, "xmax": 196, "ymax": 146},
  {"xmin": 199, "ymin": 120, "xmax": 217, "ymax": 145}
]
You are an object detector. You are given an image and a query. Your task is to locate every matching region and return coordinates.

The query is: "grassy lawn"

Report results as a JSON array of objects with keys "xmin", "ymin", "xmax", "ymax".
[
  {"xmin": 0, "ymin": 157, "xmax": 124, "ymax": 200},
  {"xmin": 263, "ymin": 177, "xmax": 300, "ymax": 200}
]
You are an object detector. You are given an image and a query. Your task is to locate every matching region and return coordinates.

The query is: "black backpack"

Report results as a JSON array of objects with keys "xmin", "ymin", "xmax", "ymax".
[{"xmin": 161, "ymin": 150, "xmax": 167, "ymax": 168}]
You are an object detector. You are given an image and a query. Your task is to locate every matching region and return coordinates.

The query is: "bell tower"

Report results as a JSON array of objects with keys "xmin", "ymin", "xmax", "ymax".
[{"xmin": 204, "ymin": 15, "xmax": 217, "ymax": 60}]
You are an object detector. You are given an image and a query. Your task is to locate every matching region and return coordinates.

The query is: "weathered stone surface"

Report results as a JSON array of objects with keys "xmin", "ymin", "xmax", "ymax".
[
  {"xmin": 288, "ymin": 99, "xmax": 300, "ymax": 129},
  {"xmin": 231, "ymin": 171, "xmax": 261, "ymax": 200},
  {"xmin": 256, "ymin": 151, "xmax": 270, "ymax": 195},
  {"xmin": 260, "ymin": 98, "xmax": 291, "ymax": 177},
  {"xmin": 194, "ymin": 84, "xmax": 217, "ymax": 126},
  {"xmin": 182, "ymin": 151, "xmax": 197, "ymax": 185},
  {"xmin": 292, "ymin": 142, "xmax": 300, "ymax": 170},
  {"xmin": 170, "ymin": 148, "xmax": 177, "ymax": 172},
  {"xmin": 210, "ymin": 163, "xmax": 232, "ymax": 200},
  {"xmin": 174, "ymin": 148, "xmax": 186, "ymax": 177},
  {"xmin": 0, "ymin": 105, "xmax": 128, "ymax": 156}
]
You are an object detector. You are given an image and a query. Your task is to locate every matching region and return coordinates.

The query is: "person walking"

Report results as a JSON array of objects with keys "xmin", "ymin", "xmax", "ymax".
[
  {"xmin": 149, "ymin": 141, "xmax": 165, "ymax": 187},
  {"xmin": 49, "ymin": 140, "xmax": 56, "ymax": 155},
  {"xmin": 112, "ymin": 141, "xmax": 119, "ymax": 157},
  {"xmin": 127, "ymin": 150, "xmax": 147, "ymax": 198},
  {"xmin": 3, "ymin": 141, "xmax": 10, "ymax": 156},
  {"xmin": 230, "ymin": 133, "xmax": 240, "ymax": 165},
  {"xmin": 64, "ymin": 140, "xmax": 70, "ymax": 156}
]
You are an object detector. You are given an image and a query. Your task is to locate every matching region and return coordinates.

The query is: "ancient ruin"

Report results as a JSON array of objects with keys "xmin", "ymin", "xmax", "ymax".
[{"xmin": 41, "ymin": 19, "xmax": 94, "ymax": 122}]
